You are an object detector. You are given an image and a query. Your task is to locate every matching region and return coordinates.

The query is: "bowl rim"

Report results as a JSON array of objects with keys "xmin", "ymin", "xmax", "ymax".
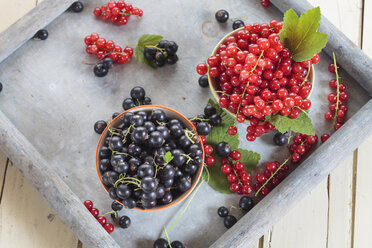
[
  {"xmin": 95, "ymin": 104, "xmax": 205, "ymax": 211},
  {"xmin": 208, "ymin": 27, "xmax": 315, "ymax": 120}
]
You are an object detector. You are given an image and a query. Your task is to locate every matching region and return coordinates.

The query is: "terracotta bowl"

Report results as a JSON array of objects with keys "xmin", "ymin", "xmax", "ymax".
[
  {"xmin": 95, "ymin": 105, "xmax": 204, "ymax": 211},
  {"xmin": 208, "ymin": 27, "xmax": 315, "ymax": 120}
]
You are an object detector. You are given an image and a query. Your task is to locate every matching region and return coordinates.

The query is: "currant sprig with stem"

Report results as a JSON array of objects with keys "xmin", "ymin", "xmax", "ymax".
[
  {"xmin": 299, "ymin": 61, "xmax": 312, "ymax": 87},
  {"xmin": 331, "ymin": 52, "xmax": 341, "ymax": 130},
  {"xmin": 185, "ymin": 129, "xmax": 196, "ymax": 144}
]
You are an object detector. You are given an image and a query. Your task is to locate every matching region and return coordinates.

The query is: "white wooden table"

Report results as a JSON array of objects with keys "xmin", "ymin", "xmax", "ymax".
[{"xmin": 0, "ymin": 0, "xmax": 371, "ymax": 247}]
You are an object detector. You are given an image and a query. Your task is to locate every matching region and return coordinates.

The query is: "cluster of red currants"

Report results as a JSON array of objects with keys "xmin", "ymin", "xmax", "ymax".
[
  {"xmin": 196, "ymin": 21, "xmax": 318, "ymax": 142},
  {"xmin": 324, "ymin": 62, "xmax": 349, "ymax": 131},
  {"xmin": 253, "ymin": 161, "xmax": 288, "ymax": 196},
  {"xmin": 220, "ymin": 150, "xmax": 253, "ymax": 194},
  {"xmin": 93, "ymin": 0, "xmax": 143, "ymax": 26},
  {"xmin": 84, "ymin": 32, "xmax": 134, "ymax": 64},
  {"xmin": 200, "ymin": 136, "xmax": 216, "ymax": 166},
  {"xmin": 288, "ymin": 134, "xmax": 318, "ymax": 163},
  {"xmin": 84, "ymin": 200, "xmax": 115, "ymax": 233}
]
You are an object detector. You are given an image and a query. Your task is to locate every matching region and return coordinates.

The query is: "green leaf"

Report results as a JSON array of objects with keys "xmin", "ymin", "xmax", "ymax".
[
  {"xmin": 201, "ymin": 99, "xmax": 261, "ymax": 194},
  {"xmin": 266, "ymin": 112, "xmax": 315, "ymax": 135},
  {"xmin": 279, "ymin": 7, "xmax": 328, "ymax": 62},
  {"xmin": 134, "ymin": 34, "xmax": 163, "ymax": 69},
  {"xmin": 163, "ymin": 151, "xmax": 174, "ymax": 164}
]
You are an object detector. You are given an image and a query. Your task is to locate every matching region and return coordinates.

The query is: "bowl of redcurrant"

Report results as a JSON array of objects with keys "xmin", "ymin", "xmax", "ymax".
[
  {"xmin": 95, "ymin": 105, "xmax": 205, "ymax": 211},
  {"xmin": 204, "ymin": 25, "xmax": 315, "ymax": 123}
]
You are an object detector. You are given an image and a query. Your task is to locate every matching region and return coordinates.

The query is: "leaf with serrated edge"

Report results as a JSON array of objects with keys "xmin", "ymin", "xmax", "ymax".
[
  {"xmin": 202, "ymin": 99, "xmax": 261, "ymax": 194},
  {"xmin": 163, "ymin": 151, "xmax": 174, "ymax": 164},
  {"xmin": 266, "ymin": 112, "xmax": 315, "ymax": 135},
  {"xmin": 134, "ymin": 34, "xmax": 163, "ymax": 69},
  {"xmin": 279, "ymin": 7, "xmax": 328, "ymax": 62}
]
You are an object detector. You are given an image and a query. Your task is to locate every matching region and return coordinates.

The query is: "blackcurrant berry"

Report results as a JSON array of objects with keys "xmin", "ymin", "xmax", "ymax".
[
  {"xmin": 224, "ymin": 215, "xmax": 237, "ymax": 229},
  {"xmin": 155, "ymin": 51, "xmax": 166, "ymax": 63},
  {"xmin": 137, "ymin": 164, "xmax": 155, "ymax": 178},
  {"xmin": 239, "ymin": 196, "xmax": 255, "ymax": 212},
  {"xmin": 273, "ymin": 132, "xmax": 287, "ymax": 146},
  {"xmin": 166, "ymin": 54, "xmax": 179, "ymax": 64},
  {"xmin": 102, "ymin": 57, "xmax": 114, "ymax": 69},
  {"xmin": 170, "ymin": 124, "xmax": 184, "ymax": 138},
  {"xmin": 153, "ymin": 239, "xmax": 168, "ymax": 248},
  {"xmin": 123, "ymin": 198, "xmax": 136, "ymax": 209},
  {"xmin": 142, "ymin": 96, "xmax": 152, "ymax": 105},
  {"xmin": 158, "ymin": 40, "xmax": 170, "ymax": 48},
  {"xmin": 128, "ymin": 144, "xmax": 142, "ymax": 156},
  {"xmin": 116, "ymin": 184, "xmax": 132, "ymax": 199},
  {"xmin": 94, "ymin": 120, "xmax": 107, "ymax": 134},
  {"xmin": 178, "ymin": 135, "xmax": 191, "ymax": 149},
  {"xmin": 70, "ymin": 1, "xmax": 84, "ymax": 12},
  {"xmin": 109, "ymin": 136, "xmax": 123, "ymax": 151},
  {"xmin": 109, "ymin": 187, "xmax": 120, "ymax": 200},
  {"xmin": 215, "ymin": 9, "xmax": 229, "ymax": 23},
  {"xmin": 165, "ymin": 41, "xmax": 178, "ymax": 55},
  {"xmin": 34, "ymin": 29, "xmax": 48, "ymax": 40},
  {"xmin": 99, "ymin": 159, "xmax": 110, "ymax": 172},
  {"xmin": 161, "ymin": 191, "xmax": 173, "ymax": 204},
  {"xmin": 156, "ymin": 126, "xmax": 170, "ymax": 140},
  {"xmin": 160, "ymin": 164, "xmax": 175, "ymax": 180},
  {"xmin": 131, "ymin": 114, "xmax": 144, "ymax": 127},
  {"xmin": 144, "ymin": 121, "xmax": 156, "ymax": 132},
  {"xmin": 170, "ymin": 241, "xmax": 184, "ymax": 248},
  {"xmin": 118, "ymin": 216, "xmax": 131, "ymax": 228},
  {"xmin": 111, "ymin": 201, "xmax": 123, "ymax": 211},
  {"xmin": 198, "ymin": 75, "xmax": 209, "ymax": 88},
  {"xmin": 217, "ymin": 206, "xmax": 229, "ymax": 217},
  {"xmin": 162, "ymin": 177, "xmax": 174, "ymax": 188},
  {"xmin": 130, "ymin": 86, "xmax": 146, "ymax": 101},
  {"xmin": 151, "ymin": 109, "xmax": 167, "ymax": 122},
  {"xmin": 131, "ymin": 126, "xmax": 148, "ymax": 143},
  {"xmin": 99, "ymin": 146, "xmax": 111, "ymax": 158},
  {"xmin": 155, "ymin": 185, "xmax": 165, "ymax": 199},
  {"xmin": 188, "ymin": 144, "xmax": 203, "ymax": 157},
  {"xmin": 141, "ymin": 191, "xmax": 157, "ymax": 202},
  {"xmin": 204, "ymin": 105, "xmax": 217, "ymax": 117},
  {"xmin": 232, "ymin": 20, "xmax": 245, "ymax": 30},
  {"xmin": 122, "ymin": 98, "xmax": 136, "ymax": 110},
  {"xmin": 0, "ymin": 82, "xmax": 2, "ymax": 93},
  {"xmin": 144, "ymin": 47, "xmax": 157, "ymax": 61},
  {"xmin": 141, "ymin": 177, "xmax": 157, "ymax": 193},
  {"xmin": 209, "ymin": 114, "xmax": 222, "ymax": 126},
  {"xmin": 148, "ymin": 131, "xmax": 164, "ymax": 148},
  {"xmin": 216, "ymin": 142, "xmax": 231, "ymax": 157},
  {"xmin": 196, "ymin": 122, "xmax": 211, "ymax": 136},
  {"xmin": 94, "ymin": 64, "xmax": 109, "ymax": 77},
  {"xmin": 178, "ymin": 177, "xmax": 192, "ymax": 192},
  {"xmin": 112, "ymin": 112, "xmax": 120, "ymax": 119}
]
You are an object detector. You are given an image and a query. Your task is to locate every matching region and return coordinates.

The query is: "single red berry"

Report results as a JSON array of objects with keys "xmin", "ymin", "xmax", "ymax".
[
  {"xmin": 256, "ymin": 173, "xmax": 266, "ymax": 184},
  {"xmin": 104, "ymin": 223, "xmax": 114, "ymax": 234},
  {"xmin": 196, "ymin": 63, "xmax": 208, "ymax": 75},
  {"xmin": 97, "ymin": 216, "xmax": 107, "ymax": 226},
  {"xmin": 93, "ymin": 8, "xmax": 102, "ymax": 17},
  {"xmin": 200, "ymin": 136, "xmax": 206, "ymax": 144},
  {"xmin": 240, "ymin": 173, "xmax": 251, "ymax": 184},
  {"xmin": 296, "ymin": 145, "xmax": 306, "ymax": 155},
  {"xmin": 205, "ymin": 156, "xmax": 215, "ymax": 166},
  {"xmin": 291, "ymin": 152, "xmax": 301, "ymax": 163},
  {"xmin": 228, "ymin": 126, "xmax": 238, "ymax": 136},
  {"xmin": 230, "ymin": 182, "xmax": 240, "ymax": 193},
  {"xmin": 221, "ymin": 164, "xmax": 232, "ymax": 175},
  {"xmin": 204, "ymin": 144, "xmax": 213, "ymax": 155},
  {"xmin": 321, "ymin": 133, "xmax": 330, "ymax": 143},
  {"xmin": 90, "ymin": 208, "xmax": 99, "ymax": 218},
  {"xmin": 242, "ymin": 184, "xmax": 252, "ymax": 194},
  {"xmin": 227, "ymin": 173, "xmax": 238, "ymax": 183},
  {"xmin": 324, "ymin": 111, "xmax": 333, "ymax": 121},
  {"xmin": 328, "ymin": 63, "xmax": 338, "ymax": 73},
  {"xmin": 261, "ymin": 186, "xmax": 270, "ymax": 196},
  {"xmin": 84, "ymin": 200, "xmax": 93, "ymax": 210},
  {"xmin": 233, "ymin": 161, "xmax": 245, "ymax": 171},
  {"xmin": 265, "ymin": 161, "xmax": 277, "ymax": 172},
  {"xmin": 124, "ymin": 46, "xmax": 134, "ymax": 57},
  {"xmin": 293, "ymin": 135, "xmax": 302, "ymax": 145},
  {"xmin": 230, "ymin": 150, "xmax": 242, "ymax": 160}
]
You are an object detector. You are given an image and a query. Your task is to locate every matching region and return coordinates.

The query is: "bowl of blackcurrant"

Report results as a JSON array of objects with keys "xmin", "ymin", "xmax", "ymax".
[
  {"xmin": 96, "ymin": 105, "xmax": 204, "ymax": 211},
  {"xmin": 205, "ymin": 26, "xmax": 315, "ymax": 122}
]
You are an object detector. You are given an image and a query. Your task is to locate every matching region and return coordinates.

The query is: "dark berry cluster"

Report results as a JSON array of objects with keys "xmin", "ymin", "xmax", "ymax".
[
  {"xmin": 190, "ymin": 105, "xmax": 222, "ymax": 136},
  {"xmin": 196, "ymin": 21, "xmax": 318, "ymax": 142},
  {"xmin": 97, "ymin": 95, "xmax": 203, "ymax": 209},
  {"xmin": 93, "ymin": 0, "xmax": 143, "ymax": 26},
  {"xmin": 84, "ymin": 33, "xmax": 134, "ymax": 77},
  {"xmin": 217, "ymin": 196, "xmax": 255, "ymax": 229},
  {"xmin": 153, "ymin": 239, "xmax": 184, "ymax": 248},
  {"xmin": 143, "ymin": 40, "xmax": 179, "ymax": 68},
  {"xmin": 84, "ymin": 200, "xmax": 115, "ymax": 233},
  {"xmin": 217, "ymin": 142, "xmax": 253, "ymax": 194}
]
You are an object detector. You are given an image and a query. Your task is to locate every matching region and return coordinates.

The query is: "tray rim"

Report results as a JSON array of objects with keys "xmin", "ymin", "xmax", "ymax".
[{"xmin": 0, "ymin": 0, "xmax": 371, "ymax": 248}]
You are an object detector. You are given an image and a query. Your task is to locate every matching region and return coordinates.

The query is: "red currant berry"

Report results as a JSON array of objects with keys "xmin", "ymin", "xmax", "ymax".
[
  {"xmin": 227, "ymin": 173, "xmax": 238, "ymax": 183},
  {"xmin": 104, "ymin": 223, "xmax": 114, "ymax": 234},
  {"xmin": 228, "ymin": 125, "xmax": 238, "ymax": 136},
  {"xmin": 200, "ymin": 135, "xmax": 206, "ymax": 144},
  {"xmin": 230, "ymin": 182, "xmax": 240, "ymax": 193},
  {"xmin": 256, "ymin": 173, "xmax": 266, "ymax": 184},
  {"xmin": 204, "ymin": 145, "xmax": 213, "ymax": 155},
  {"xmin": 205, "ymin": 156, "xmax": 215, "ymax": 166},
  {"xmin": 240, "ymin": 173, "xmax": 251, "ymax": 184},
  {"xmin": 328, "ymin": 63, "xmax": 338, "ymax": 73},
  {"xmin": 291, "ymin": 152, "xmax": 301, "ymax": 163},
  {"xmin": 97, "ymin": 216, "xmax": 107, "ymax": 226},
  {"xmin": 324, "ymin": 111, "xmax": 333, "ymax": 121},
  {"xmin": 242, "ymin": 184, "xmax": 252, "ymax": 194},
  {"xmin": 230, "ymin": 150, "xmax": 241, "ymax": 160},
  {"xmin": 296, "ymin": 145, "xmax": 306, "ymax": 155},
  {"xmin": 233, "ymin": 161, "xmax": 245, "ymax": 171},
  {"xmin": 90, "ymin": 208, "xmax": 99, "ymax": 218},
  {"xmin": 221, "ymin": 164, "xmax": 232, "ymax": 175},
  {"xmin": 196, "ymin": 63, "xmax": 208, "ymax": 75},
  {"xmin": 84, "ymin": 200, "xmax": 93, "ymax": 210},
  {"xmin": 93, "ymin": 7, "xmax": 102, "ymax": 17},
  {"xmin": 321, "ymin": 133, "xmax": 330, "ymax": 143},
  {"xmin": 265, "ymin": 161, "xmax": 277, "ymax": 172}
]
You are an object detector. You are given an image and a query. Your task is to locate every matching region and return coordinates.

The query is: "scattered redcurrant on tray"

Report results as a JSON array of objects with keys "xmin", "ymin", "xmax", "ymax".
[{"xmin": 93, "ymin": 0, "xmax": 143, "ymax": 26}]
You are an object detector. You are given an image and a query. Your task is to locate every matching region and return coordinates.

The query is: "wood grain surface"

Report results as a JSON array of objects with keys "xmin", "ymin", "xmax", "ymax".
[{"xmin": 0, "ymin": 0, "xmax": 371, "ymax": 248}]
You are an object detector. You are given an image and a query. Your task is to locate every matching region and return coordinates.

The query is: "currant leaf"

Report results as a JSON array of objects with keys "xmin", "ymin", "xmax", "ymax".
[
  {"xmin": 266, "ymin": 111, "xmax": 315, "ymax": 135},
  {"xmin": 163, "ymin": 151, "xmax": 174, "ymax": 164},
  {"xmin": 279, "ymin": 7, "xmax": 328, "ymax": 62},
  {"xmin": 134, "ymin": 34, "xmax": 163, "ymax": 69}
]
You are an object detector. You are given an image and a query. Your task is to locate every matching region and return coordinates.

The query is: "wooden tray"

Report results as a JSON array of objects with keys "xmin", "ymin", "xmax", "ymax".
[{"xmin": 0, "ymin": 0, "xmax": 371, "ymax": 247}]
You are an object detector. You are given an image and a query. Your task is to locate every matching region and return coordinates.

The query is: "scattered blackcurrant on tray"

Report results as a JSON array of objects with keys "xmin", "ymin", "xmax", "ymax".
[
  {"xmin": 153, "ymin": 238, "xmax": 168, "ymax": 248},
  {"xmin": 33, "ymin": 29, "xmax": 48, "ymax": 40},
  {"xmin": 143, "ymin": 40, "xmax": 179, "ymax": 68},
  {"xmin": 215, "ymin": 9, "xmax": 229, "ymax": 23},
  {"xmin": 118, "ymin": 216, "xmax": 131, "ymax": 228},
  {"xmin": 170, "ymin": 241, "xmax": 185, "ymax": 248},
  {"xmin": 198, "ymin": 75, "xmax": 209, "ymax": 88},
  {"xmin": 111, "ymin": 201, "xmax": 123, "ymax": 211},
  {"xmin": 232, "ymin": 20, "xmax": 245, "ymax": 30},
  {"xmin": 273, "ymin": 132, "xmax": 287, "ymax": 146},
  {"xmin": 94, "ymin": 120, "xmax": 108, "ymax": 134},
  {"xmin": 216, "ymin": 142, "xmax": 231, "ymax": 157},
  {"xmin": 239, "ymin": 196, "xmax": 255, "ymax": 212},
  {"xmin": 217, "ymin": 206, "xmax": 229, "ymax": 217},
  {"xmin": 224, "ymin": 215, "xmax": 237, "ymax": 229},
  {"xmin": 70, "ymin": 1, "xmax": 84, "ymax": 12}
]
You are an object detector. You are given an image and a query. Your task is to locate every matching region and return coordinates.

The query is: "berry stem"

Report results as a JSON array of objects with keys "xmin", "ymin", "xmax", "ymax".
[
  {"xmin": 255, "ymin": 156, "xmax": 291, "ymax": 196},
  {"xmin": 299, "ymin": 61, "xmax": 311, "ymax": 87},
  {"xmin": 163, "ymin": 226, "xmax": 172, "ymax": 248},
  {"xmin": 181, "ymin": 153, "xmax": 194, "ymax": 163},
  {"xmin": 189, "ymin": 116, "xmax": 210, "ymax": 122},
  {"xmin": 331, "ymin": 52, "xmax": 341, "ymax": 130},
  {"xmin": 185, "ymin": 129, "xmax": 196, "ymax": 144},
  {"xmin": 229, "ymin": 205, "xmax": 243, "ymax": 211},
  {"xmin": 103, "ymin": 210, "xmax": 117, "ymax": 217}
]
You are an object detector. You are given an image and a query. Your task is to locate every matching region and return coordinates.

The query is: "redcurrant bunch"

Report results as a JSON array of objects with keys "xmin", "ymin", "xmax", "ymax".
[
  {"xmin": 220, "ymin": 152, "xmax": 253, "ymax": 194},
  {"xmin": 93, "ymin": 0, "xmax": 143, "ymax": 26},
  {"xmin": 288, "ymin": 133, "xmax": 318, "ymax": 163},
  {"xmin": 324, "ymin": 61, "xmax": 348, "ymax": 131},
  {"xmin": 196, "ymin": 21, "xmax": 318, "ymax": 142},
  {"xmin": 84, "ymin": 33, "xmax": 134, "ymax": 77},
  {"xmin": 84, "ymin": 200, "xmax": 115, "ymax": 233}
]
